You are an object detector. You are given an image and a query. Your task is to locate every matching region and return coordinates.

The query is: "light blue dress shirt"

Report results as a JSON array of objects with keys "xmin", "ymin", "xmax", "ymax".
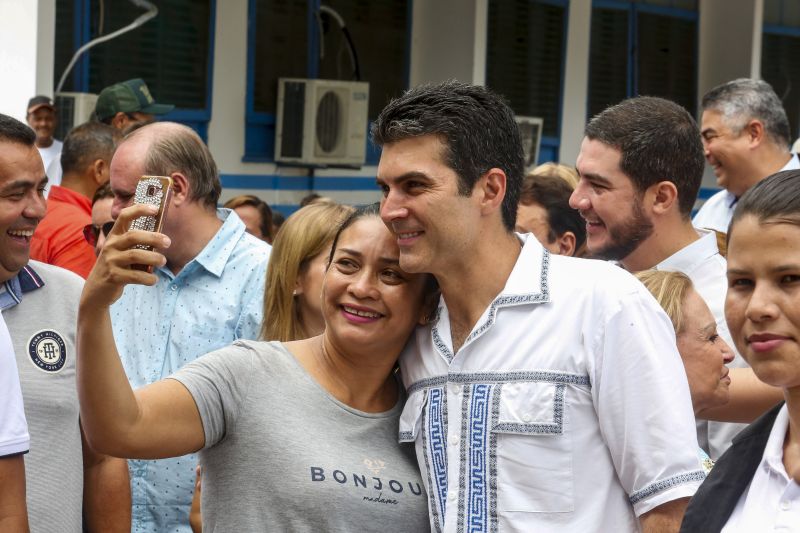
[{"xmin": 111, "ymin": 209, "xmax": 270, "ymax": 533}]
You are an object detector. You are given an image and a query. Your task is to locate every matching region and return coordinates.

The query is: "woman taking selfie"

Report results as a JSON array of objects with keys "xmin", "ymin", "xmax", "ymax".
[
  {"xmin": 681, "ymin": 170, "xmax": 800, "ymax": 532},
  {"xmin": 77, "ymin": 203, "xmax": 435, "ymax": 532}
]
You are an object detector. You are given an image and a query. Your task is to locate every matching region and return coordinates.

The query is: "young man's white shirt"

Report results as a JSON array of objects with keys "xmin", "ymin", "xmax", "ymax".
[
  {"xmin": 399, "ymin": 234, "xmax": 704, "ymax": 532},
  {"xmin": 693, "ymin": 153, "xmax": 800, "ymax": 233},
  {"xmin": 36, "ymin": 139, "xmax": 63, "ymax": 192},
  {"xmin": 656, "ymin": 228, "xmax": 743, "ymax": 459}
]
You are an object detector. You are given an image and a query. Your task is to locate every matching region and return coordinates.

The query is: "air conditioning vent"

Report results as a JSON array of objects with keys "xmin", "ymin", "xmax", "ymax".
[{"xmin": 275, "ymin": 78, "xmax": 369, "ymax": 167}]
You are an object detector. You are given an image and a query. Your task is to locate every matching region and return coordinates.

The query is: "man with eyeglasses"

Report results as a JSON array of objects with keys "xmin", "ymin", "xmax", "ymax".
[{"xmin": 30, "ymin": 122, "xmax": 121, "ymax": 278}]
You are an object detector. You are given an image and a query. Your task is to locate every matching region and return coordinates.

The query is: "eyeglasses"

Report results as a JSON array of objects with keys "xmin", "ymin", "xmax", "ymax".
[{"xmin": 83, "ymin": 221, "xmax": 114, "ymax": 247}]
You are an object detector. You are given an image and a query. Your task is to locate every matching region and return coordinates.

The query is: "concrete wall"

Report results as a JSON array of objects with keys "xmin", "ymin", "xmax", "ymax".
[
  {"xmin": 558, "ymin": 0, "xmax": 592, "ymax": 166},
  {"xmin": 0, "ymin": 0, "xmax": 56, "ymax": 121}
]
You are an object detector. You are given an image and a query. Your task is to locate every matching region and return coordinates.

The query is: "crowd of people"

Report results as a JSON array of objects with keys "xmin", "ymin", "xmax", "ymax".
[{"xmin": 0, "ymin": 75, "xmax": 798, "ymax": 533}]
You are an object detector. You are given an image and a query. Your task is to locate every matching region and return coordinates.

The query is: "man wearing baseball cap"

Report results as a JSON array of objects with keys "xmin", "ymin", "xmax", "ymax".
[
  {"xmin": 95, "ymin": 78, "xmax": 174, "ymax": 132},
  {"xmin": 26, "ymin": 95, "xmax": 63, "ymax": 188}
]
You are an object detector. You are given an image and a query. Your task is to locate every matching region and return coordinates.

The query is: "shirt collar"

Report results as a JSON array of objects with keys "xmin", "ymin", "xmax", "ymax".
[
  {"xmin": 47, "ymin": 185, "xmax": 92, "ymax": 215},
  {"xmin": 0, "ymin": 263, "xmax": 45, "ymax": 311},
  {"xmin": 498, "ymin": 232, "xmax": 551, "ymax": 301},
  {"xmin": 168, "ymin": 209, "xmax": 246, "ymax": 279},
  {"xmin": 761, "ymin": 404, "xmax": 791, "ymax": 481},
  {"xmin": 656, "ymin": 228, "xmax": 720, "ymax": 272}
]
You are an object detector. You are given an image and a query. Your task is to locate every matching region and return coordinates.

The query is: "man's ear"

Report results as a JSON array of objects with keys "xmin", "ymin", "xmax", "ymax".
[
  {"xmin": 744, "ymin": 119, "xmax": 766, "ymax": 147},
  {"xmin": 91, "ymin": 159, "xmax": 108, "ymax": 186},
  {"xmin": 110, "ymin": 112, "xmax": 128, "ymax": 130},
  {"xmin": 170, "ymin": 172, "xmax": 190, "ymax": 206},
  {"xmin": 650, "ymin": 181, "xmax": 678, "ymax": 216},
  {"xmin": 557, "ymin": 231, "xmax": 577, "ymax": 256},
  {"xmin": 478, "ymin": 168, "xmax": 507, "ymax": 216}
]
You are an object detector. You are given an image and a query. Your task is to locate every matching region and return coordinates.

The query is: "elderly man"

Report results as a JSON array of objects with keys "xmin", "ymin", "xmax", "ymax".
[
  {"xmin": 108, "ymin": 122, "xmax": 271, "ymax": 532},
  {"xmin": 569, "ymin": 96, "xmax": 784, "ymax": 460},
  {"xmin": 0, "ymin": 112, "xmax": 131, "ymax": 531},
  {"xmin": 694, "ymin": 78, "xmax": 799, "ymax": 232},
  {"xmin": 95, "ymin": 78, "xmax": 174, "ymax": 131},
  {"xmin": 26, "ymin": 95, "xmax": 63, "ymax": 188},
  {"xmin": 30, "ymin": 122, "xmax": 120, "ymax": 278},
  {"xmin": 374, "ymin": 81, "xmax": 703, "ymax": 532}
]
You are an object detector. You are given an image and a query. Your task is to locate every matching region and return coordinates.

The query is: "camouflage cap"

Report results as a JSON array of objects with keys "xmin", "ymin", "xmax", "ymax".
[{"xmin": 95, "ymin": 78, "xmax": 174, "ymax": 121}]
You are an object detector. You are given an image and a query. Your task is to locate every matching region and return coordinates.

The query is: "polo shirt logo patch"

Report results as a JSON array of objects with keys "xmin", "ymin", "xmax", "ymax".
[{"xmin": 27, "ymin": 330, "xmax": 67, "ymax": 373}]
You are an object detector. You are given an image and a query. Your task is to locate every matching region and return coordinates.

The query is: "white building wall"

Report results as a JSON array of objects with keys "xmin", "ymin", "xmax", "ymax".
[{"xmin": 0, "ymin": 0, "xmax": 56, "ymax": 121}]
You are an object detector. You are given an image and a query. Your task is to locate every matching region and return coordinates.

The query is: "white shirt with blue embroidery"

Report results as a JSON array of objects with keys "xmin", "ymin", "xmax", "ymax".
[
  {"xmin": 398, "ymin": 234, "xmax": 705, "ymax": 532},
  {"xmin": 111, "ymin": 209, "xmax": 271, "ymax": 533}
]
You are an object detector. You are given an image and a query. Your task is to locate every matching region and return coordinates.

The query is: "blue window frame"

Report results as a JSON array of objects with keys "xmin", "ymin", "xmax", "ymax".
[
  {"xmin": 244, "ymin": 0, "xmax": 412, "ymax": 163},
  {"xmin": 485, "ymin": 0, "xmax": 569, "ymax": 165},
  {"xmin": 762, "ymin": 0, "xmax": 800, "ymax": 138},
  {"xmin": 54, "ymin": 0, "xmax": 216, "ymax": 141},
  {"xmin": 588, "ymin": 0, "xmax": 698, "ymax": 119}
]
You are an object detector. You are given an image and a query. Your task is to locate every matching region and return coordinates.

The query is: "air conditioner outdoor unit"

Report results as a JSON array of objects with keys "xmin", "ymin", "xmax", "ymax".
[
  {"xmin": 516, "ymin": 116, "xmax": 544, "ymax": 171},
  {"xmin": 54, "ymin": 92, "xmax": 98, "ymax": 139},
  {"xmin": 275, "ymin": 78, "xmax": 369, "ymax": 167}
]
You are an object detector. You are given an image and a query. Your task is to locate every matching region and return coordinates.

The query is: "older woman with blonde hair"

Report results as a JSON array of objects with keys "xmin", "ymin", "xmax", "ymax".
[{"xmin": 262, "ymin": 201, "xmax": 354, "ymax": 341}]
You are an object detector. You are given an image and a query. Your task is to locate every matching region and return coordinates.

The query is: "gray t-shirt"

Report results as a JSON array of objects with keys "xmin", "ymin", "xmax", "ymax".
[{"xmin": 171, "ymin": 340, "xmax": 430, "ymax": 533}]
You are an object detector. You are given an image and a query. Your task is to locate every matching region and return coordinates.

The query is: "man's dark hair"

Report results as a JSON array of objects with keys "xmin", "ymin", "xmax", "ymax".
[
  {"xmin": 520, "ymin": 174, "xmax": 586, "ymax": 253},
  {"xmin": 585, "ymin": 96, "xmax": 704, "ymax": 217},
  {"xmin": 61, "ymin": 122, "xmax": 121, "ymax": 175},
  {"xmin": 371, "ymin": 80, "xmax": 525, "ymax": 231},
  {"xmin": 92, "ymin": 181, "xmax": 114, "ymax": 206},
  {"xmin": 702, "ymin": 78, "xmax": 791, "ymax": 149},
  {"xmin": 0, "ymin": 113, "xmax": 36, "ymax": 146}
]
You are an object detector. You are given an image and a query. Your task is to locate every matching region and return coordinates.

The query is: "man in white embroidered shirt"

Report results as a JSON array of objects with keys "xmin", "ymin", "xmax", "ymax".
[{"xmin": 374, "ymin": 81, "xmax": 705, "ymax": 532}]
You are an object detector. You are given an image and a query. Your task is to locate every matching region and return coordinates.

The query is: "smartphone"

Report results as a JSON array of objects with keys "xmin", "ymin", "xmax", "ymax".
[{"xmin": 129, "ymin": 175, "xmax": 173, "ymax": 271}]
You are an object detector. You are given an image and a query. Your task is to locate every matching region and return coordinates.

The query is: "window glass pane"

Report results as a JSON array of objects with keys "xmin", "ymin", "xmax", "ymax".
[
  {"xmin": 253, "ymin": 0, "xmax": 308, "ymax": 114},
  {"xmin": 763, "ymin": 0, "xmax": 800, "ymax": 27},
  {"xmin": 637, "ymin": 12, "xmax": 697, "ymax": 115},
  {"xmin": 761, "ymin": 33, "xmax": 800, "ymax": 137},
  {"xmin": 588, "ymin": 8, "xmax": 629, "ymax": 118},
  {"xmin": 54, "ymin": 0, "xmax": 78, "ymax": 91},
  {"xmin": 486, "ymin": 0, "xmax": 566, "ymax": 138},
  {"xmin": 319, "ymin": 1, "xmax": 409, "ymax": 120},
  {"xmin": 634, "ymin": 0, "xmax": 697, "ymax": 9},
  {"xmin": 85, "ymin": 0, "xmax": 211, "ymax": 110}
]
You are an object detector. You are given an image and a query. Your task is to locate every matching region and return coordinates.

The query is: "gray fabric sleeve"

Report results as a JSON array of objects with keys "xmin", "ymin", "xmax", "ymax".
[{"xmin": 169, "ymin": 341, "xmax": 257, "ymax": 449}]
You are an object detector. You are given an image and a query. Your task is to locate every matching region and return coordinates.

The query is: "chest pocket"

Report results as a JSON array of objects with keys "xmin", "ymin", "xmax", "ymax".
[{"xmin": 491, "ymin": 381, "xmax": 574, "ymax": 513}]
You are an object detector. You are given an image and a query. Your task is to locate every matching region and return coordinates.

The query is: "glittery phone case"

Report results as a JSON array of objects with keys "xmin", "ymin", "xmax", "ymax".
[{"xmin": 129, "ymin": 176, "xmax": 173, "ymax": 271}]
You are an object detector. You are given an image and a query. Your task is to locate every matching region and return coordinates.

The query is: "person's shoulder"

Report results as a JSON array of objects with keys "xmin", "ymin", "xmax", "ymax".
[
  {"xmin": 550, "ymin": 254, "xmax": 637, "ymax": 290},
  {"xmin": 28, "ymin": 260, "xmax": 84, "ymax": 290}
]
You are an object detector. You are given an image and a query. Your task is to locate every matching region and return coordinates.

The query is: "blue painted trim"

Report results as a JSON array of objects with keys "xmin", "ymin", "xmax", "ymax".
[
  {"xmin": 245, "ymin": 0, "xmax": 257, "ymax": 117},
  {"xmin": 763, "ymin": 24, "xmax": 800, "ymax": 37},
  {"xmin": 221, "ymin": 174, "xmax": 379, "ymax": 191}
]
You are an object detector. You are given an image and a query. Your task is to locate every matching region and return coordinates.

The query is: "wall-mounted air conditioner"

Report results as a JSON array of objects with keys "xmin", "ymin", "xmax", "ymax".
[
  {"xmin": 516, "ymin": 116, "xmax": 544, "ymax": 171},
  {"xmin": 275, "ymin": 78, "xmax": 369, "ymax": 167},
  {"xmin": 54, "ymin": 92, "xmax": 98, "ymax": 139}
]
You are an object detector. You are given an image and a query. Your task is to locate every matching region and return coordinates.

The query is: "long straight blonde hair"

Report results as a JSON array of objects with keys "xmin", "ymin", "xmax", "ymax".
[{"xmin": 261, "ymin": 202, "xmax": 354, "ymax": 342}]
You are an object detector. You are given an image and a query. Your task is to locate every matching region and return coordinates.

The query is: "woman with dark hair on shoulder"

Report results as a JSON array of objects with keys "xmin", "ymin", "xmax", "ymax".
[
  {"xmin": 681, "ymin": 170, "xmax": 800, "ymax": 532},
  {"xmin": 77, "ymin": 202, "xmax": 437, "ymax": 532}
]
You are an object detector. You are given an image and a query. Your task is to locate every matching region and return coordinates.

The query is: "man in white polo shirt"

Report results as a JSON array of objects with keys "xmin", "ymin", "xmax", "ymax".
[
  {"xmin": 0, "ymin": 311, "xmax": 30, "ymax": 531},
  {"xmin": 374, "ymin": 81, "xmax": 704, "ymax": 532},
  {"xmin": 694, "ymin": 78, "xmax": 799, "ymax": 233}
]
